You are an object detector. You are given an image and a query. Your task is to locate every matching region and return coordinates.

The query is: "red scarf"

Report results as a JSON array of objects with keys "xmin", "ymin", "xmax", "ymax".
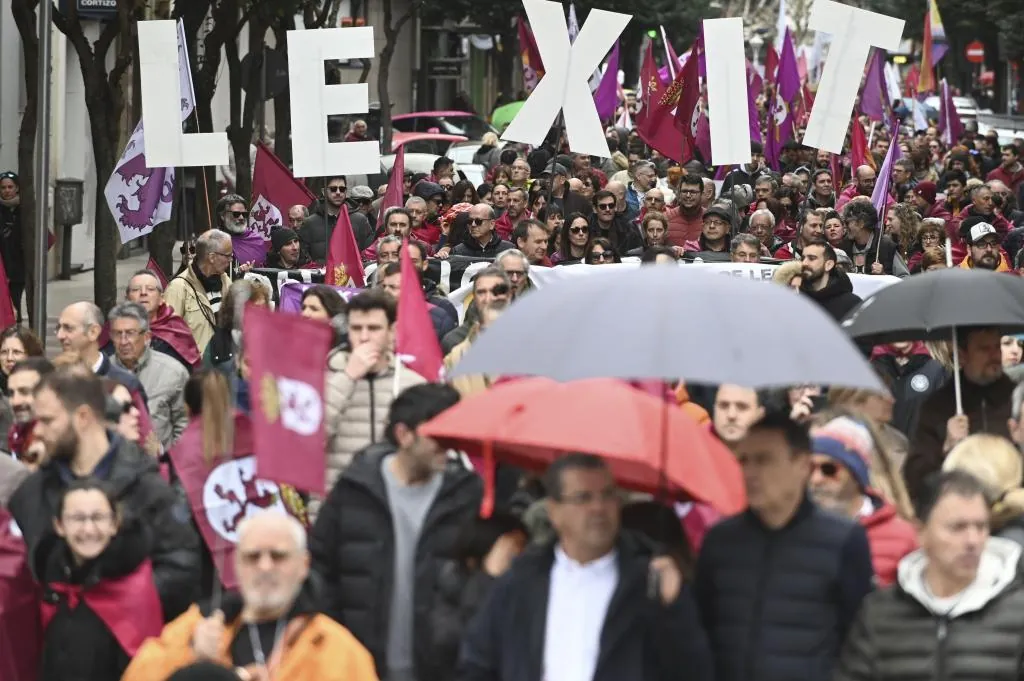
[{"xmin": 150, "ymin": 303, "xmax": 202, "ymax": 369}]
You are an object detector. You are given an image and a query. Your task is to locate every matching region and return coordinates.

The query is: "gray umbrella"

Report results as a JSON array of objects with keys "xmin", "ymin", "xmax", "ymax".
[{"xmin": 451, "ymin": 266, "xmax": 884, "ymax": 391}]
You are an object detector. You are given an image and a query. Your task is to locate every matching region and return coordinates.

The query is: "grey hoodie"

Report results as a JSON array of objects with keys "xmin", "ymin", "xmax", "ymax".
[{"xmin": 897, "ymin": 537, "xmax": 1022, "ymax": 619}]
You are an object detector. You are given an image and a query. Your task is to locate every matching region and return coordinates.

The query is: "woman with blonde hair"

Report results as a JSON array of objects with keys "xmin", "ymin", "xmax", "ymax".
[{"xmin": 943, "ymin": 434, "xmax": 1024, "ymax": 545}]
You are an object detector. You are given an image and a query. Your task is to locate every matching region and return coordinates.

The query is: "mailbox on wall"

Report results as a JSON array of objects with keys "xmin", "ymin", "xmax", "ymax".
[{"xmin": 54, "ymin": 178, "xmax": 84, "ymax": 280}]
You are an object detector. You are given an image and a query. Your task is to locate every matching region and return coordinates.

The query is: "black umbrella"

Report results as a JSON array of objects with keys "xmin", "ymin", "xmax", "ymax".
[{"xmin": 839, "ymin": 268, "xmax": 1024, "ymax": 346}]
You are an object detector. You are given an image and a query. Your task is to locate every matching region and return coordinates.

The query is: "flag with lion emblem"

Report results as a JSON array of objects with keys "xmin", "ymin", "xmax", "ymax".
[
  {"xmin": 245, "ymin": 304, "xmax": 332, "ymax": 495},
  {"xmin": 325, "ymin": 205, "xmax": 366, "ymax": 287}
]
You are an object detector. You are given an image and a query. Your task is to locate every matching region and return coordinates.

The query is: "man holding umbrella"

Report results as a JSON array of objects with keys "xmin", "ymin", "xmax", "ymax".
[{"xmin": 905, "ymin": 327, "xmax": 1016, "ymax": 502}]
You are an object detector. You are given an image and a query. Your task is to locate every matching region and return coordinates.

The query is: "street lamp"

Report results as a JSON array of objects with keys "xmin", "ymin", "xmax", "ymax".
[{"xmin": 749, "ymin": 34, "xmax": 764, "ymax": 71}]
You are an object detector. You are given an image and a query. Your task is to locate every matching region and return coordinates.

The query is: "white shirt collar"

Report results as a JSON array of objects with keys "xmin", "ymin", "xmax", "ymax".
[
  {"xmin": 91, "ymin": 354, "xmax": 104, "ymax": 373},
  {"xmin": 553, "ymin": 546, "xmax": 618, "ymax": 573}
]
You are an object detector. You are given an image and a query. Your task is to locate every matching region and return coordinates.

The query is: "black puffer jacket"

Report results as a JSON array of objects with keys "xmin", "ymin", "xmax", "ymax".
[
  {"xmin": 693, "ymin": 496, "xmax": 874, "ymax": 681},
  {"xmin": 8, "ymin": 435, "xmax": 200, "ymax": 619},
  {"xmin": 835, "ymin": 539, "xmax": 1024, "ymax": 681},
  {"xmin": 298, "ymin": 199, "xmax": 375, "ymax": 261},
  {"xmin": 36, "ymin": 517, "xmax": 152, "ymax": 681},
  {"xmin": 871, "ymin": 352, "xmax": 949, "ymax": 438},
  {"xmin": 310, "ymin": 445, "xmax": 482, "ymax": 681},
  {"xmin": 430, "ymin": 562, "xmax": 496, "ymax": 681}
]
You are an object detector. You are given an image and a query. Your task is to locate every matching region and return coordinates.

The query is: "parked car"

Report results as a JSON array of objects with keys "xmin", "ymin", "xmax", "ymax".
[
  {"xmin": 446, "ymin": 139, "xmax": 510, "ymax": 166},
  {"xmin": 392, "ymin": 111, "xmax": 498, "ymax": 139},
  {"xmin": 391, "ymin": 132, "xmax": 467, "ymax": 156}
]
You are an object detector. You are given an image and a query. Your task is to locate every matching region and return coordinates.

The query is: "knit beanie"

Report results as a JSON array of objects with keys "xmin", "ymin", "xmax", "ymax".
[
  {"xmin": 914, "ymin": 181, "xmax": 937, "ymax": 205},
  {"xmin": 810, "ymin": 416, "xmax": 874, "ymax": 490}
]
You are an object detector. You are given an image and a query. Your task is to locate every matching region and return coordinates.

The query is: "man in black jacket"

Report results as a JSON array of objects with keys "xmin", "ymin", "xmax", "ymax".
[
  {"xmin": 7, "ymin": 370, "xmax": 200, "ymax": 620},
  {"xmin": 800, "ymin": 239, "xmax": 863, "ymax": 323},
  {"xmin": 835, "ymin": 470, "xmax": 1024, "ymax": 681},
  {"xmin": 452, "ymin": 204, "xmax": 514, "ymax": 258},
  {"xmin": 459, "ymin": 453, "xmax": 713, "ymax": 681},
  {"xmin": 299, "ymin": 175, "xmax": 375, "ymax": 261},
  {"xmin": 694, "ymin": 412, "xmax": 874, "ymax": 681},
  {"xmin": 311, "ymin": 383, "xmax": 482, "ymax": 681}
]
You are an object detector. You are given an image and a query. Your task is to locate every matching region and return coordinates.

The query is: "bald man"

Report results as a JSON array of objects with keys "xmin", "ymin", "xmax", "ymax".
[
  {"xmin": 57, "ymin": 301, "xmax": 146, "ymax": 400},
  {"xmin": 836, "ymin": 164, "xmax": 895, "ymax": 212},
  {"xmin": 124, "ymin": 513, "xmax": 377, "ymax": 681}
]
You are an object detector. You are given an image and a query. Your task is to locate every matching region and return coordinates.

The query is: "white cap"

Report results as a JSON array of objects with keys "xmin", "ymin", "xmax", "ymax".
[{"xmin": 968, "ymin": 222, "xmax": 998, "ymax": 244}]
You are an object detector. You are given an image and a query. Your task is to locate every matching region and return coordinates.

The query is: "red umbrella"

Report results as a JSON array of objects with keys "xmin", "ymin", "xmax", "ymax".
[{"xmin": 420, "ymin": 377, "xmax": 746, "ymax": 516}]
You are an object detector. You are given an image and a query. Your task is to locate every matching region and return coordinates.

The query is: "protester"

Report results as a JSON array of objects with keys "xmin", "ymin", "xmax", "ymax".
[
  {"xmin": 460, "ymin": 453, "xmax": 713, "ymax": 681},
  {"xmin": 905, "ymin": 327, "xmax": 1015, "ymax": 502},
  {"xmin": 123, "ymin": 513, "xmax": 377, "ymax": 681},
  {"xmin": 695, "ymin": 412, "xmax": 873, "ymax": 681},
  {"xmin": 774, "ymin": 207, "xmax": 826, "ymax": 261},
  {"xmin": 444, "ymin": 301, "xmax": 507, "ymax": 397},
  {"xmin": 124, "ymin": 269, "xmax": 202, "ymax": 371},
  {"xmin": 452, "ymin": 204, "xmax": 514, "ymax": 258},
  {"xmin": 0, "ymin": 326, "xmax": 42, "ymax": 394},
  {"xmin": 7, "ymin": 370, "xmax": 199, "ymax": 619},
  {"xmin": 300, "ymin": 175, "xmax": 375, "ymax": 258},
  {"xmin": 264, "ymin": 228, "xmax": 311, "ymax": 270},
  {"xmin": 323, "ymin": 289, "xmax": 426, "ymax": 495},
  {"xmin": 56, "ymin": 302, "xmax": 146, "ymax": 400},
  {"xmin": 808, "ymin": 415, "xmax": 917, "ymax": 586},
  {"xmin": 164, "ymin": 230, "xmax": 234, "ymax": 354},
  {"xmin": 377, "ymin": 262, "xmax": 456, "ymax": 342},
  {"xmin": 312, "ymin": 383, "xmax": 480, "ymax": 681},
  {"xmin": 442, "ymin": 267, "xmax": 511, "ymax": 353},
  {"xmin": 711, "ymin": 384, "xmax": 766, "ymax": 450},
  {"xmin": 835, "ymin": 470, "xmax": 1024, "ymax": 681},
  {"xmin": 299, "ymin": 284, "xmax": 347, "ymax": 322},
  {"xmin": 494, "ymin": 249, "xmax": 533, "ymax": 298},
  {"xmin": 799, "ymin": 239, "xmax": 863, "ymax": 322},
  {"xmin": 35, "ymin": 478, "xmax": 163, "ymax": 681},
  {"xmin": 6, "ymin": 357, "xmax": 54, "ymax": 468},
  {"xmin": 943, "ymin": 434, "xmax": 1024, "ymax": 546},
  {"xmin": 202, "ymin": 280, "xmax": 272, "ymax": 381}
]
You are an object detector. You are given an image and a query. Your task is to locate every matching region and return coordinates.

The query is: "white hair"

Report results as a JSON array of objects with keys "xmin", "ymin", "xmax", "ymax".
[
  {"xmin": 496, "ymin": 248, "xmax": 530, "ymax": 273},
  {"xmin": 236, "ymin": 512, "xmax": 307, "ymax": 552},
  {"xmin": 750, "ymin": 208, "xmax": 776, "ymax": 228}
]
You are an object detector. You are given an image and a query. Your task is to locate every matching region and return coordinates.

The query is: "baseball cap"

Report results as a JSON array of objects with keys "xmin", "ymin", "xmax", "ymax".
[
  {"xmin": 703, "ymin": 201, "xmax": 734, "ymax": 225},
  {"xmin": 963, "ymin": 219, "xmax": 998, "ymax": 245}
]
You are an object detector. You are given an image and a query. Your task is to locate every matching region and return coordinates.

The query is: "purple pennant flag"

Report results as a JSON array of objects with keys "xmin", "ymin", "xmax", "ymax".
[
  {"xmin": 746, "ymin": 61, "xmax": 763, "ymax": 144},
  {"xmin": 860, "ymin": 49, "xmax": 892, "ymax": 122},
  {"xmin": 594, "ymin": 42, "xmax": 620, "ymax": 122},
  {"xmin": 765, "ymin": 29, "xmax": 800, "ymax": 170},
  {"xmin": 871, "ymin": 121, "xmax": 901, "ymax": 224},
  {"xmin": 232, "ymin": 228, "xmax": 270, "ymax": 267},
  {"xmin": 939, "ymin": 79, "xmax": 964, "ymax": 147}
]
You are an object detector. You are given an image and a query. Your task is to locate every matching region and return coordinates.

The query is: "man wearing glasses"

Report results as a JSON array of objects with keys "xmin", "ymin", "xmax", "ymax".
[
  {"xmin": 664, "ymin": 173, "xmax": 706, "ymax": 246},
  {"xmin": 298, "ymin": 174, "xmax": 375, "ymax": 263},
  {"xmin": 165, "ymin": 229, "xmax": 234, "ymax": 354},
  {"xmin": 452, "ymin": 204, "xmax": 514, "ymax": 258}
]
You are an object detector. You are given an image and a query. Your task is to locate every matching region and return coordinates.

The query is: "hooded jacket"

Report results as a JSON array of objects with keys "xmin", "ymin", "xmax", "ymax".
[
  {"xmin": 835, "ymin": 538, "xmax": 1024, "ymax": 681},
  {"xmin": 871, "ymin": 346, "xmax": 948, "ymax": 438},
  {"xmin": 122, "ymin": 577, "xmax": 378, "ymax": 681},
  {"xmin": 905, "ymin": 372, "xmax": 1016, "ymax": 503},
  {"xmin": 859, "ymin": 497, "xmax": 917, "ymax": 588},
  {"xmin": 9, "ymin": 436, "xmax": 199, "ymax": 619},
  {"xmin": 299, "ymin": 199, "xmax": 375, "ymax": 262},
  {"xmin": 801, "ymin": 270, "xmax": 862, "ymax": 323}
]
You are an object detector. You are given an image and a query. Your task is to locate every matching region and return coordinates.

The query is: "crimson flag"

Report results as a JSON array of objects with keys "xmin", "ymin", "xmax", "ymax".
[
  {"xmin": 850, "ymin": 117, "xmax": 876, "ymax": 172},
  {"xmin": 0, "ymin": 255, "xmax": 15, "ymax": 329},
  {"xmin": 673, "ymin": 40, "xmax": 705, "ymax": 163},
  {"xmin": 635, "ymin": 43, "xmax": 684, "ymax": 163},
  {"xmin": 764, "ymin": 42, "xmax": 780, "ymax": 86},
  {"xmin": 0, "ymin": 508, "xmax": 41, "ymax": 681},
  {"xmin": 325, "ymin": 207, "xmax": 366, "ymax": 287},
  {"xmin": 246, "ymin": 304, "xmax": 331, "ymax": 495},
  {"xmin": 378, "ymin": 145, "xmax": 406, "ymax": 229},
  {"xmin": 144, "ymin": 255, "xmax": 169, "ymax": 289},
  {"xmin": 248, "ymin": 142, "xmax": 316, "ymax": 240},
  {"xmin": 168, "ymin": 412, "xmax": 309, "ymax": 589},
  {"xmin": 396, "ymin": 239, "xmax": 443, "ymax": 381}
]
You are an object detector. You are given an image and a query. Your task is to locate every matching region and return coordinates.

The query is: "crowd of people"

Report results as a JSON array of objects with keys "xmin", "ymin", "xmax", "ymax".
[{"xmin": 2, "ymin": 81, "xmax": 1024, "ymax": 681}]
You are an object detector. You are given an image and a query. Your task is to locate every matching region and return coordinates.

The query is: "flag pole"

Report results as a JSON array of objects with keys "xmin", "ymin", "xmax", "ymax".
[
  {"xmin": 32, "ymin": 0, "xmax": 53, "ymax": 339},
  {"xmin": 192, "ymin": 108, "xmax": 215, "ymax": 232},
  {"xmin": 944, "ymin": 239, "xmax": 963, "ymax": 415},
  {"xmin": 867, "ymin": 120, "xmax": 877, "ymax": 149}
]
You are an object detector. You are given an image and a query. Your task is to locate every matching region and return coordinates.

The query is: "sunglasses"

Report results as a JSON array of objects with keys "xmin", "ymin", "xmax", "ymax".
[
  {"xmin": 469, "ymin": 218, "xmax": 490, "ymax": 226},
  {"xmin": 597, "ymin": 202, "xmax": 616, "ymax": 210},
  {"xmin": 327, "ymin": 185, "xmax": 347, "ymax": 194},
  {"xmin": 813, "ymin": 461, "xmax": 840, "ymax": 478},
  {"xmin": 229, "ymin": 210, "xmax": 248, "ymax": 219},
  {"xmin": 569, "ymin": 226, "xmax": 589, "ymax": 234},
  {"xmin": 476, "ymin": 284, "xmax": 510, "ymax": 296},
  {"xmin": 590, "ymin": 251, "xmax": 614, "ymax": 262}
]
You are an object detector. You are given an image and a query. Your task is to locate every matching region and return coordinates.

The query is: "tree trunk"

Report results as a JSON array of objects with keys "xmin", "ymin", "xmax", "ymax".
[
  {"xmin": 224, "ymin": 12, "xmax": 257, "ymax": 202},
  {"xmin": 496, "ymin": 25, "xmax": 517, "ymax": 102},
  {"xmin": 379, "ymin": 1, "xmax": 418, "ymax": 153},
  {"xmin": 272, "ymin": 20, "xmax": 293, "ymax": 168},
  {"xmin": 10, "ymin": 0, "xmax": 40, "ymax": 328}
]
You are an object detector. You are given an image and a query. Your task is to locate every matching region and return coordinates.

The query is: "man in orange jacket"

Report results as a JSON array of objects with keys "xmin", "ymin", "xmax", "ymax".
[{"xmin": 122, "ymin": 513, "xmax": 378, "ymax": 681}]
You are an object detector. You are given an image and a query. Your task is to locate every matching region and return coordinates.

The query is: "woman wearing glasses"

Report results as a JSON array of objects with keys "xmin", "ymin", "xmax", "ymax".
[
  {"xmin": 0, "ymin": 171, "xmax": 25, "ymax": 322},
  {"xmin": 552, "ymin": 213, "xmax": 591, "ymax": 266},
  {"xmin": 584, "ymin": 237, "xmax": 620, "ymax": 266}
]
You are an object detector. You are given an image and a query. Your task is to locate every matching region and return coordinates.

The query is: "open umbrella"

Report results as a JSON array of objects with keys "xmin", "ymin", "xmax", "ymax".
[
  {"xmin": 490, "ymin": 101, "xmax": 526, "ymax": 132},
  {"xmin": 420, "ymin": 377, "xmax": 746, "ymax": 516},
  {"xmin": 840, "ymin": 268, "xmax": 1024, "ymax": 346},
  {"xmin": 450, "ymin": 266, "xmax": 884, "ymax": 392}
]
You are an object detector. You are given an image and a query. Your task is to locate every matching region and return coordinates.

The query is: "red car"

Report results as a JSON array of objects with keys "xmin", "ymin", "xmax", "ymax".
[{"xmin": 391, "ymin": 111, "xmax": 497, "ymax": 140}]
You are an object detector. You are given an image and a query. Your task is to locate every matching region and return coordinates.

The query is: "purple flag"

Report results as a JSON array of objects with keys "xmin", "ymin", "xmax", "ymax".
[
  {"xmin": 871, "ymin": 120, "xmax": 901, "ymax": 224},
  {"xmin": 278, "ymin": 282, "xmax": 360, "ymax": 313},
  {"xmin": 594, "ymin": 42, "xmax": 620, "ymax": 121},
  {"xmin": 939, "ymin": 79, "xmax": 964, "ymax": 147},
  {"xmin": 232, "ymin": 228, "xmax": 270, "ymax": 267},
  {"xmin": 765, "ymin": 29, "xmax": 800, "ymax": 170},
  {"xmin": 860, "ymin": 49, "xmax": 891, "ymax": 122},
  {"xmin": 746, "ymin": 61, "xmax": 763, "ymax": 144}
]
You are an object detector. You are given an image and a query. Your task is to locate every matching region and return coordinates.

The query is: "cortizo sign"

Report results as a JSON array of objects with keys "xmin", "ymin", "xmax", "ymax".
[{"xmin": 138, "ymin": 0, "xmax": 904, "ymax": 175}]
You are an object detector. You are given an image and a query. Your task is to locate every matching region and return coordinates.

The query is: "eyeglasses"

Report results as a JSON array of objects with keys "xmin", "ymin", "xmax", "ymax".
[
  {"xmin": 63, "ymin": 512, "xmax": 115, "ymax": 528},
  {"xmin": 569, "ymin": 226, "xmax": 589, "ymax": 235},
  {"xmin": 590, "ymin": 251, "xmax": 614, "ymax": 262},
  {"xmin": 596, "ymin": 202, "xmax": 615, "ymax": 210},
  {"xmin": 475, "ymin": 284, "xmax": 510, "ymax": 296},
  {"xmin": 921, "ymin": 234, "xmax": 941, "ymax": 243},
  {"xmin": 504, "ymin": 270, "xmax": 526, "ymax": 279},
  {"xmin": 228, "ymin": 210, "xmax": 248, "ymax": 219},
  {"xmin": 0, "ymin": 348, "xmax": 25, "ymax": 359},
  {"xmin": 115, "ymin": 400, "xmax": 134, "ymax": 416},
  {"xmin": 812, "ymin": 461, "xmax": 840, "ymax": 478},
  {"xmin": 239, "ymin": 549, "xmax": 295, "ymax": 565},
  {"xmin": 975, "ymin": 241, "xmax": 1000, "ymax": 250},
  {"xmin": 678, "ymin": 189, "xmax": 700, "ymax": 196},
  {"xmin": 469, "ymin": 218, "xmax": 491, "ymax": 226},
  {"xmin": 327, "ymin": 185, "xmax": 347, "ymax": 194},
  {"xmin": 128, "ymin": 285, "xmax": 161, "ymax": 294}
]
